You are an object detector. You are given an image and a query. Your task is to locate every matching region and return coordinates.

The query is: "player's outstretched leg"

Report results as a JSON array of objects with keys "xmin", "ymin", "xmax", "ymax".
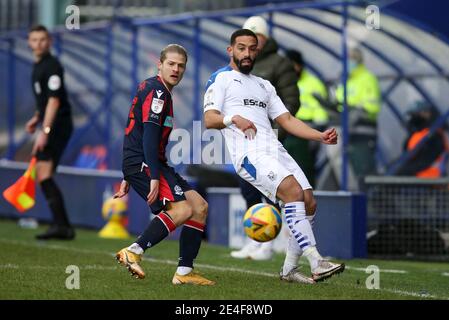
[
  {"xmin": 172, "ymin": 220, "xmax": 215, "ymax": 285},
  {"xmin": 278, "ymin": 177, "xmax": 345, "ymax": 282},
  {"xmin": 284, "ymin": 201, "xmax": 345, "ymax": 282},
  {"xmin": 116, "ymin": 210, "xmax": 178, "ymax": 279},
  {"xmin": 172, "ymin": 191, "xmax": 215, "ymax": 285}
]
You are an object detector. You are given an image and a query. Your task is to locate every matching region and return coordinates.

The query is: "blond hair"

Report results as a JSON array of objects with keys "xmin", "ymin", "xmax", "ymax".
[{"xmin": 160, "ymin": 44, "xmax": 188, "ymax": 63}]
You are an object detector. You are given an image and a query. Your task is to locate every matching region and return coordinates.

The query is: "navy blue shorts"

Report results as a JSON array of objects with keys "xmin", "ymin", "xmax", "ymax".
[{"xmin": 125, "ymin": 165, "xmax": 192, "ymax": 214}]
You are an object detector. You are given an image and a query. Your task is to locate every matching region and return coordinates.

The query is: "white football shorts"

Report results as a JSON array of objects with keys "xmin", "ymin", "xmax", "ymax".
[{"xmin": 237, "ymin": 147, "xmax": 312, "ymax": 203}]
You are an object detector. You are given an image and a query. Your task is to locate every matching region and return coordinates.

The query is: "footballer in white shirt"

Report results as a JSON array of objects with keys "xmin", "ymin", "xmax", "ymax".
[{"xmin": 204, "ymin": 29, "xmax": 345, "ymax": 283}]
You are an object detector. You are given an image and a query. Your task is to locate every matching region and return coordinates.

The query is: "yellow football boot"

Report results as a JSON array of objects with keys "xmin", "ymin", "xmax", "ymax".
[
  {"xmin": 172, "ymin": 271, "xmax": 215, "ymax": 286},
  {"xmin": 115, "ymin": 248, "xmax": 145, "ymax": 279}
]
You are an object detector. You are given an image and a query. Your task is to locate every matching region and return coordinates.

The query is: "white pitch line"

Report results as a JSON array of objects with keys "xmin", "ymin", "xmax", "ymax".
[
  {"xmin": 145, "ymin": 257, "xmax": 447, "ymax": 299},
  {"xmin": 0, "ymin": 264, "xmax": 118, "ymax": 271},
  {"xmin": 344, "ymin": 266, "xmax": 408, "ymax": 274},
  {"xmin": 384, "ymin": 289, "xmax": 439, "ymax": 299},
  {"xmin": 336, "ymin": 282, "xmax": 445, "ymax": 300},
  {"xmin": 142, "ymin": 257, "xmax": 279, "ymax": 278},
  {"xmin": 442, "ymin": 272, "xmax": 449, "ymax": 277},
  {"xmin": 297, "ymin": 259, "xmax": 408, "ymax": 274},
  {"xmin": 0, "ymin": 238, "xmax": 110, "ymax": 256},
  {"xmin": 0, "ymin": 263, "xmax": 19, "ymax": 269},
  {"xmin": 1, "ymin": 238, "xmax": 447, "ymax": 299}
]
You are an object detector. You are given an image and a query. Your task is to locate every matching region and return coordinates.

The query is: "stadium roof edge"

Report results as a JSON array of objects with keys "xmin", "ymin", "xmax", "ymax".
[
  {"xmin": 381, "ymin": 7, "xmax": 449, "ymax": 46},
  {"xmin": 130, "ymin": 0, "xmax": 350, "ymax": 27},
  {"xmin": 0, "ymin": 20, "xmax": 111, "ymax": 41}
]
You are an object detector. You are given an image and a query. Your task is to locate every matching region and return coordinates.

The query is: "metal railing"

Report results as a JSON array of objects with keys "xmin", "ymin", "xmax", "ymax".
[{"xmin": 0, "ymin": 0, "xmax": 38, "ymax": 33}]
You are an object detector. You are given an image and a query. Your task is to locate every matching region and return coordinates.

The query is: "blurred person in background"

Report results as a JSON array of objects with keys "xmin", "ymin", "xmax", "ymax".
[
  {"xmin": 26, "ymin": 25, "xmax": 75, "ymax": 240},
  {"xmin": 395, "ymin": 102, "xmax": 448, "ymax": 177},
  {"xmin": 317, "ymin": 47, "xmax": 381, "ymax": 191},
  {"xmin": 285, "ymin": 49, "xmax": 329, "ymax": 188},
  {"xmin": 230, "ymin": 16, "xmax": 300, "ymax": 261}
]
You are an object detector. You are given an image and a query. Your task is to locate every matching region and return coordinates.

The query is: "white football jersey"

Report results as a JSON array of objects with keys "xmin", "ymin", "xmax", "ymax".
[{"xmin": 204, "ymin": 66, "xmax": 289, "ymax": 168}]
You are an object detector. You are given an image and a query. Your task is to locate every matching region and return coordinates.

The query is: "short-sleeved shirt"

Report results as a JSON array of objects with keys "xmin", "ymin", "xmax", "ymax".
[
  {"xmin": 203, "ymin": 66, "xmax": 289, "ymax": 169},
  {"xmin": 31, "ymin": 52, "xmax": 71, "ymax": 120},
  {"xmin": 122, "ymin": 76, "xmax": 173, "ymax": 176}
]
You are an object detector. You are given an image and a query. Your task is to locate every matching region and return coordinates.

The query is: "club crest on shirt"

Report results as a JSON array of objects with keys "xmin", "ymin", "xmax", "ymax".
[
  {"xmin": 174, "ymin": 185, "xmax": 183, "ymax": 196},
  {"xmin": 151, "ymin": 98, "xmax": 164, "ymax": 114},
  {"xmin": 267, "ymin": 171, "xmax": 276, "ymax": 181}
]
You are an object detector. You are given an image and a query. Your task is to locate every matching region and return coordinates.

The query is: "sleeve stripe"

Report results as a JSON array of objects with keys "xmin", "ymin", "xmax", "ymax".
[
  {"xmin": 205, "ymin": 65, "xmax": 232, "ymax": 91},
  {"xmin": 142, "ymin": 90, "xmax": 154, "ymax": 122}
]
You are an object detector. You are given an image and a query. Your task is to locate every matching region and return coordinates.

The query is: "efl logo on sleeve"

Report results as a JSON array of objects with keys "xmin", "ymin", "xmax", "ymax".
[{"xmin": 151, "ymin": 98, "xmax": 164, "ymax": 114}]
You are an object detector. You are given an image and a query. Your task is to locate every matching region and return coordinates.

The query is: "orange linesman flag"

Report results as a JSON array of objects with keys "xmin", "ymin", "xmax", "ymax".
[{"xmin": 3, "ymin": 157, "xmax": 37, "ymax": 213}]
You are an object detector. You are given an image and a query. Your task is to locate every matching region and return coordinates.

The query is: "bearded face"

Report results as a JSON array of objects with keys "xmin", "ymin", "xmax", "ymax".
[
  {"xmin": 228, "ymin": 35, "xmax": 258, "ymax": 75},
  {"xmin": 233, "ymin": 55, "xmax": 255, "ymax": 74}
]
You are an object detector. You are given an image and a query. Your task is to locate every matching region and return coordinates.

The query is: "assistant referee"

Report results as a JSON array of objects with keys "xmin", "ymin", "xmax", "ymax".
[{"xmin": 25, "ymin": 25, "xmax": 74, "ymax": 240}]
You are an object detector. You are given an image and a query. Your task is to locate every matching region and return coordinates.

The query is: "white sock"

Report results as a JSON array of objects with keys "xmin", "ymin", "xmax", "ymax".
[
  {"xmin": 307, "ymin": 213, "xmax": 316, "ymax": 228},
  {"xmin": 282, "ymin": 210, "xmax": 317, "ymax": 275},
  {"xmin": 176, "ymin": 266, "xmax": 193, "ymax": 276},
  {"xmin": 127, "ymin": 243, "xmax": 144, "ymax": 255},
  {"xmin": 283, "ymin": 202, "xmax": 316, "ymax": 249},
  {"xmin": 303, "ymin": 246, "xmax": 323, "ymax": 271},
  {"xmin": 304, "ymin": 212, "xmax": 322, "ymax": 270},
  {"xmin": 282, "ymin": 235, "xmax": 303, "ymax": 275},
  {"xmin": 283, "ymin": 202, "xmax": 322, "ymax": 270}
]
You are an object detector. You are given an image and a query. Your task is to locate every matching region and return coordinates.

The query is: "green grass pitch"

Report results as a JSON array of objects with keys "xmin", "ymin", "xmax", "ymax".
[{"xmin": 0, "ymin": 219, "xmax": 448, "ymax": 300}]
